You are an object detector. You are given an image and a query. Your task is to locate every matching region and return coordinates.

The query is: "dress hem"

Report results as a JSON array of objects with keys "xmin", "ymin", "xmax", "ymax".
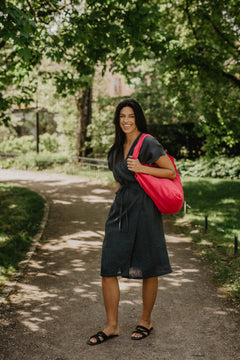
[{"xmin": 100, "ymin": 269, "xmax": 172, "ymax": 279}]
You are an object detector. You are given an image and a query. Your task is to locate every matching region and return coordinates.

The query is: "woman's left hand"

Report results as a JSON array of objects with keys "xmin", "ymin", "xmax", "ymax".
[{"xmin": 127, "ymin": 156, "xmax": 143, "ymax": 173}]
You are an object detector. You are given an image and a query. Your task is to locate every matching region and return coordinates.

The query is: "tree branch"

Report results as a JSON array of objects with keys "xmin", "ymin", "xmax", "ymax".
[
  {"xmin": 26, "ymin": 0, "xmax": 37, "ymax": 21},
  {"xmin": 205, "ymin": 14, "xmax": 240, "ymax": 54},
  {"xmin": 222, "ymin": 71, "xmax": 240, "ymax": 88},
  {"xmin": 185, "ymin": 0, "xmax": 199, "ymax": 41},
  {"xmin": 26, "ymin": 0, "xmax": 67, "ymax": 22},
  {"xmin": 49, "ymin": 1, "xmax": 65, "ymax": 14}
]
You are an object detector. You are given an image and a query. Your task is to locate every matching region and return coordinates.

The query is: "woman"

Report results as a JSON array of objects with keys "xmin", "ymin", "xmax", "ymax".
[{"xmin": 87, "ymin": 99, "xmax": 176, "ymax": 345}]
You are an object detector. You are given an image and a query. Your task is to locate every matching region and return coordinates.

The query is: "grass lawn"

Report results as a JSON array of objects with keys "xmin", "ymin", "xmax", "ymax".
[
  {"xmin": 52, "ymin": 162, "xmax": 115, "ymax": 185},
  {"xmin": 0, "ymin": 183, "xmax": 45, "ymax": 292},
  {"xmin": 174, "ymin": 177, "xmax": 240, "ymax": 304}
]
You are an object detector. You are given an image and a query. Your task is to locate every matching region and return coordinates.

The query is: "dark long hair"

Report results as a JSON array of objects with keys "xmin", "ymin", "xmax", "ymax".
[{"xmin": 108, "ymin": 99, "xmax": 148, "ymax": 163}]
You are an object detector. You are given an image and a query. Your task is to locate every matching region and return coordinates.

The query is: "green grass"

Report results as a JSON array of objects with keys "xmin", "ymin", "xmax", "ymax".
[
  {"xmin": 52, "ymin": 162, "xmax": 116, "ymax": 185},
  {"xmin": 0, "ymin": 152, "xmax": 115, "ymax": 185},
  {"xmin": 0, "ymin": 183, "xmax": 45, "ymax": 291},
  {"xmin": 174, "ymin": 177, "xmax": 240, "ymax": 304}
]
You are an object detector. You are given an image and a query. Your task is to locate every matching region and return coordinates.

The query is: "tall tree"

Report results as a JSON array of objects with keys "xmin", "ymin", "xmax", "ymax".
[
  {"xmin": 45, "ymin": 0, "xmax": 165, "ymax": 157},
  {"xmin": 1, "ymin": 0, "xmax": 239, "ymax": 156}
]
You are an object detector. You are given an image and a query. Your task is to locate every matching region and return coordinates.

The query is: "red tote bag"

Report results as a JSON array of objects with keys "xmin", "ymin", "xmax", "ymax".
[{"xmin": 132, "ymin": 133, "xmax": 184, "ymax": 214}]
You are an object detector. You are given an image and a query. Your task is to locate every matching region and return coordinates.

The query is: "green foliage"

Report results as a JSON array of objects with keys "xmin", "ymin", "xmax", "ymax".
[
  {"xmin": 1, "ymin": 0, "xmax": 240, "ymax": 158},
  {"xmin": 2, "ymin": 152, "xmax": 69, "ymax": 170},
  {"xmin": 131, "ymin": 65, "xmax": 197, "ymax": 125},
  {"xmin": 0, "ymin": 1, "xmax": 42, "ymax": 123},
  {"xmin": 40, "ymin": 133, "xmax": 59, "ymax": 153},
  {"xmin": 0, "ymin": 135, "xmax": 36, "ymax": 154},
  {"xmin": 0, "ymin": 133, "xmax": 61, "ymax": 154},
  {"xmin": 0, "ymin": 0, "xmax": 70, "ymax": 125},
  {"xmin": 148, "ymin": 122, "xmax": 204, "ymax": 159},
  {"xmin": 86, "ymin": 99, "xmax": 115, "ymax": 157},
  {"xmin": 176, "ymin": 156, "xmax": 240, "ymax": 180},
  {"xmin": 175, "ymin": 177, "xmax": 240, "ymax": 302},
  {"xmin": 0, "ymin": 183, "xmax": 45, "ymax": 289},
  {"xmin": 43, "ymin": 0, "xmax": 163, "ymax": 96},
  {"xmin": 130, "ymin": 0, "xmax": 240, "ymax": 156}
]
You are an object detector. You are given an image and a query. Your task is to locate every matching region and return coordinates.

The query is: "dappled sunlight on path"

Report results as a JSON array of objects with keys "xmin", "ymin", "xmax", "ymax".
[{"xmin": 0, "ymin": 169, "xmax": 239, "ymax": 360}]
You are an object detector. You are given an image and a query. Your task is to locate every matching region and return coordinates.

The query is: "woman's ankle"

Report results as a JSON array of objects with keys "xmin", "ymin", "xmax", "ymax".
[
  {"xmin": 139, "ymin": 318, "xmax": 152, "ymax": 328},
  {"xmin": 104, "ymin": 324, "xmax": 120, "ymax": 335}
]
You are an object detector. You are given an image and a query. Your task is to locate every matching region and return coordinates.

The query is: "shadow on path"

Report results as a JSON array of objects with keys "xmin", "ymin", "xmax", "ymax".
[{"xmin": 0, "ymin": 169, "xmax": 239, "ymax": 360}]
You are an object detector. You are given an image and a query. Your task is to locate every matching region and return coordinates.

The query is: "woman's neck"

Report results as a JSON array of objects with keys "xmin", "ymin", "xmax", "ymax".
[{"xmin": 125, "ymin": 130, "xmax": 141, "ymax": 145}]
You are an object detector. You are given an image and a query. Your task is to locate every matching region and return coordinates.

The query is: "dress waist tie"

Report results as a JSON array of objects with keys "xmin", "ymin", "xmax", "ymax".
[
  {"xmin": 117, "ymin": 183, "xmax": 140, "ymax": 233},
  {"xmin": 118, "ymin": 185, "xmax": 129, "ymax": 233}
]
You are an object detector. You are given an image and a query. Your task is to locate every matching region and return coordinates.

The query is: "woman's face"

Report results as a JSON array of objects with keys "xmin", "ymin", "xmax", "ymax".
[{"xmin": 119, "ymin": 106, "xmax": 139, "ymax": 135}]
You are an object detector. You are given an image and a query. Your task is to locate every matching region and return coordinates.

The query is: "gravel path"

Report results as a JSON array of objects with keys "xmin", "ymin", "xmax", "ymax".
[{"xmin": 0, "ymin": 169, "xmax": 239, "ymax": 360}]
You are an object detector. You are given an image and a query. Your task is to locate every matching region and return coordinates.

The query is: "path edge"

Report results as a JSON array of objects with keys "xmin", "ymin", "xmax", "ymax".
[{"xmin": 0, "ymin": 191, "xmax": 50, "ymax": 306}]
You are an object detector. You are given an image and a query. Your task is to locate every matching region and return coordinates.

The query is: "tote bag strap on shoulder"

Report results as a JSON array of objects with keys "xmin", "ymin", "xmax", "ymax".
[{"xmin": 132, "ymin": 133, "xmax": 152, "ymax": 160}]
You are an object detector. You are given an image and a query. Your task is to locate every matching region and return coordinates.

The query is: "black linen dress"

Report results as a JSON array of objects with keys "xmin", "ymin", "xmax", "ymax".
[{"xmin": 101, "ymin": 133, "xmax": 172, "ymax": 279}]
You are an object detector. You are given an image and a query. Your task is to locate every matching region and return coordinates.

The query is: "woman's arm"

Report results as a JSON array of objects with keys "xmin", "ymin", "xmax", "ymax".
[{"xmin": 127, "ymin": 155, "xmax": 176, "ymax": 180}]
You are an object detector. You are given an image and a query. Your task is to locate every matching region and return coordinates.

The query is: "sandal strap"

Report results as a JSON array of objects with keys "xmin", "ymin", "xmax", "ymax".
[
  {"xmin": 135, "ymin": 325, "xmax": 151, "ymax": 334},
  {"xmin": 132, "ymin": 329, "xmax": 148, "ymax": 338},
  {"xmin": 96, "ymin": 331, "xmax": 108, "ymax": 341},
  {"xmin": 90, "ymin": 331, "xmax": 108, "ymax": 344}
]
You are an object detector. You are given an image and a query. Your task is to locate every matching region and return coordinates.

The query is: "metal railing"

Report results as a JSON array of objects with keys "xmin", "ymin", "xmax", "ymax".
[{"xmin": 77, "ymin": 156, "xmax": 108, "ymax": 169}]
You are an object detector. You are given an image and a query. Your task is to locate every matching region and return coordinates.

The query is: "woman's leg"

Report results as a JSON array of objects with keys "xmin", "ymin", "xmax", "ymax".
[
  {"xmin": 102, "ymin": 276, "xmax": 120, "ymax": 332},
  {"xmin": 89, "ymin": 276, "xmax": 120, "ymax": 344},
  {"xmin": 131, "ymin": 276, "xmax": 158, "ymax": 339}
]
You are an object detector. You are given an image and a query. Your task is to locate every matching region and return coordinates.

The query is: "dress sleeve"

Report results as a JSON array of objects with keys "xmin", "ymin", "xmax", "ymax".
[{"xmin": 138, "ymin": 135, "xmax": 165, "ymax": 164}]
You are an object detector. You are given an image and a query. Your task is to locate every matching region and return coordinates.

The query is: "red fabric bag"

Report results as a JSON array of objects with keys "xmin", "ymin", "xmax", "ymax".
[{"xmin": 132, "ymin": 133, "xmax": 184, "ymax": 214}]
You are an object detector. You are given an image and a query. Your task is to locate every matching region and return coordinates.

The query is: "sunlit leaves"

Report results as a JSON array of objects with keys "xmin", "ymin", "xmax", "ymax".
[{"xmin": 1, "ymin": 0, "xmax": 239, "ymax": 157}]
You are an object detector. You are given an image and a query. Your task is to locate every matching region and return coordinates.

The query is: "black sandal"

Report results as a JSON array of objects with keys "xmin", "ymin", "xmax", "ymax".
[
  {"xmin": 87, "ymin": 331, "xmax": 118, "ymax": 346},
  {"xmin": 131, "ymin": 325, "xmax": 153, "ymax": 340}
]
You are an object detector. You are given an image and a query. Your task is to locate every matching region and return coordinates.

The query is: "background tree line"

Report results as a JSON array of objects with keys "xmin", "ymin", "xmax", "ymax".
[{"xmin": 0, "ymin": 0, "xmax": 239, "ymax": 158}]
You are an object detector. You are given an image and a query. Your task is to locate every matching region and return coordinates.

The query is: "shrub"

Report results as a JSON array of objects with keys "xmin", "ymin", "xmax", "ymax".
[
  {"xmin": 176, "ymin": 156, "xmax": 240, "ymax": 180},
  {"xmin": 39, "ymin": 133, "xmax": 59, "ymax": 153},
  {"xmin": 5, "ymin": 152, "xmax": 69, "ymax": 170},
  {"xmin": 0, "ymin": 135, "xmax": 36, "ymax": 154},
  {"xmin": 86, "ymin": 106, "xmax": 114, "ymax": 157},
  {"xmin": 0, "ymin": 133, "xmax": 61, "ymax": 155}
]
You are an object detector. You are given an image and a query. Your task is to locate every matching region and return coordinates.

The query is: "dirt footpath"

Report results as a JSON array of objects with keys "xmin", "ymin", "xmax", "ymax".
[{"xmin": 0, "ymin": 169, "xmax": 239, "ymax": 360}]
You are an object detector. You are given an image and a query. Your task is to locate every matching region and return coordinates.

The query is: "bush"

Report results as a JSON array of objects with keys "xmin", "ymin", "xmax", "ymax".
[
  {"xmin": 0, "ymin": 133, "xmax": 61, "ymax": 155},
  {"xmin": 39, "ymin": 133, "xmax": 59, "ymax": 152},
  {"xmin": 86, "ymin": 103, "xmax": 114, "ymax": 157},
  {"xmin": 176, "ymin": 156, "xmax": 240, "ymax": 180},
  {"xmin": 2, "ymin": 152, "xmax": 70, "ymax": 170},
  {"xmin": 148, "ymin": 123, "xmax": 205, "ymax": 159},
  {"xmin": 0, "ymin": 135, "xmax": 36, "ymax": 154}
]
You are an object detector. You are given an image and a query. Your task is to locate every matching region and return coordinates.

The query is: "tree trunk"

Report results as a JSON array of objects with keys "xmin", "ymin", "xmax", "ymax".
[{"xmin": 75, "ymin": 86, "xmax": 92, "ymax": 159}]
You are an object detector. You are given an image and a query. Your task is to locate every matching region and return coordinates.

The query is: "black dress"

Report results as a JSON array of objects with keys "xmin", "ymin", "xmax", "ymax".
[{"xmin": 101, "ymin": 133, "xmax": 172, "ymax": 279}]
